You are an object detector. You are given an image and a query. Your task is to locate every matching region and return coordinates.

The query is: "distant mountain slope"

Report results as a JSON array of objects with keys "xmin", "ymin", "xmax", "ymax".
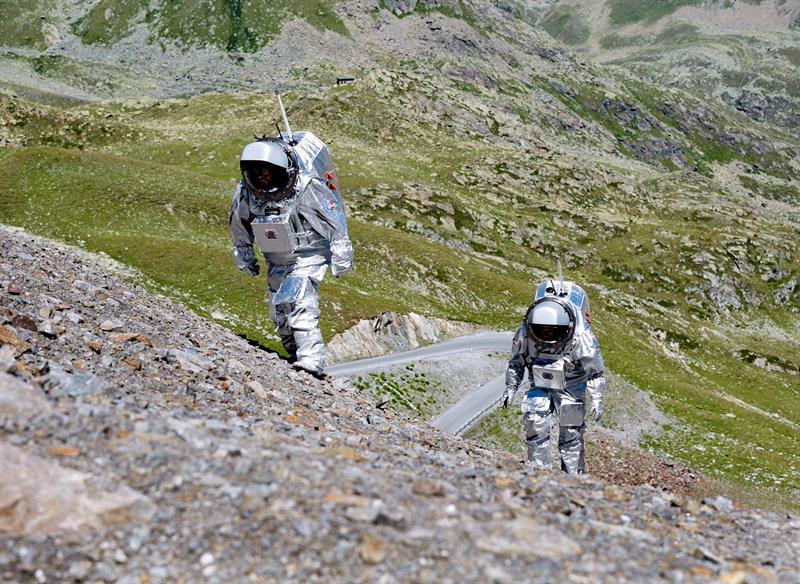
[{"xmin": 538, "ymin": 0, "xmax": 800, "ymax": 129}]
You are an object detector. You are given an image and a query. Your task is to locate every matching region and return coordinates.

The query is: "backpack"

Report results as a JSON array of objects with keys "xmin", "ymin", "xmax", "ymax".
[{"xmin": 280, "ymin": 131, "xmax": 344, "ymax": 207}]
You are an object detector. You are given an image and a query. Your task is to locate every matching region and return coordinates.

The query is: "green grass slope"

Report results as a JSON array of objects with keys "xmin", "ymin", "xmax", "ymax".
[{"xmin": 2, "ymin": 73, "xmax": 798, "ymax": 508}]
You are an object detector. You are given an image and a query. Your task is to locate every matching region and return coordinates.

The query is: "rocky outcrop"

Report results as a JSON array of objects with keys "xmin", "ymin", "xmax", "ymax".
[
  {"xmin": 327, "ymin": 311, "xmax": 482, "ymax": 363},
  {"xmin": 0, "ymin": 226, "xmax": 798, "ymax": 582},
  {"xmin": 0, "ymin": 443, "xmax": 154, "ymax": 537}
]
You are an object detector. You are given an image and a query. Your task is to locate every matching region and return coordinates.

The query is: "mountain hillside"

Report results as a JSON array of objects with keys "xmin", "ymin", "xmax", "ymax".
[
  {"xmin": 538, "ymin": 0, "xmax": 800, "ymax": 129},
  {"xmin": 1, "ymin": 1, "xmax": 798, "ymax": 511},
  {"xmin": 1, "ymin": 225, "xmax": 799, "ymax": 582}
]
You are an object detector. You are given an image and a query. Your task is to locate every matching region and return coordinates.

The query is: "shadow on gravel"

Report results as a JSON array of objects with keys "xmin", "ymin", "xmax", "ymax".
[{"xmin": 235, "ymin": 333, "xmax": 287, "ymax": 360}]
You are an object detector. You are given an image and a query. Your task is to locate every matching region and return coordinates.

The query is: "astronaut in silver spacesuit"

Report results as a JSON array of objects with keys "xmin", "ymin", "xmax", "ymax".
[
  {"xmin": 229, "ymin": 133, "xmax": 353, "ymax": 375},
  {"xmin": 502, "ymin": 280, "xmax": 605, "ymax": 474}
]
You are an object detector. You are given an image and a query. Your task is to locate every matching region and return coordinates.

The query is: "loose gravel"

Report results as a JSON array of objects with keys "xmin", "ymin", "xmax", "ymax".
[{"xmin": 1, "ymin": 225, "xmax": 798, "ymax": 583}]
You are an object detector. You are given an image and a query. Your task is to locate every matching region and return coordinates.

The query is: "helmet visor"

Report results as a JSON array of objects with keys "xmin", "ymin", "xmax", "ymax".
[
  {"xmin": 242, "ymin": 161, "xmax": 289, "ymax": 193},
  {"xmin": 530, "ymin": 324, "xmax": 571, "ymax": 344}
]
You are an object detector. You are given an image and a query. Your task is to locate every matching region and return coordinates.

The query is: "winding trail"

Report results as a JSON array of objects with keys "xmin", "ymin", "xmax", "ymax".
[{"xmin": 327, "ymin": 331, "xmax": 513, "ymax": 435}]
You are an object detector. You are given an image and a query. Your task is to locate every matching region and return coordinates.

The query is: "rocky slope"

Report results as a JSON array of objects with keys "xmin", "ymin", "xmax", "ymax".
[
  {"xmin": 537, "ymin": 0, "xmax": 800, "ymax": 130},
  {"xmin": 1, "ymin": 228, "xmax": 799, "ymax": 582}
]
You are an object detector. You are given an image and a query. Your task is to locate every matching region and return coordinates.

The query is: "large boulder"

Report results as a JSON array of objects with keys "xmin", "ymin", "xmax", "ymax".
[
  {"xmin": 0, "ymin": 371, "xmax": 51, "ymax": 422},
  {"xmin": 0, "ymin": 443, "xmax": 155, "ymax": 536}
]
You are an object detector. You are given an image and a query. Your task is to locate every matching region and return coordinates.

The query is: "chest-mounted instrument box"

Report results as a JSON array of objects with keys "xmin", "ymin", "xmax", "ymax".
[
  {"xmin": 252, "ymin": 213, "xmax": 298, "ymax": 254},
  {"xmin": 530, "ymin": 356, "xmax": 567, "ymax": 390}
]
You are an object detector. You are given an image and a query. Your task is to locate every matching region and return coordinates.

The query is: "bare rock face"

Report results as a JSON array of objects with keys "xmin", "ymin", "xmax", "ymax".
[
  {"xmin": 327, "ymin": 311, "xmax": 481, "ymax": 362},
  {"xmin": 41, "ymin": 23, "xmax": 61, "ymax": 47},
  {"xmin": 0, "ymin": 443, "xmax": 154, "ymax": 536}
]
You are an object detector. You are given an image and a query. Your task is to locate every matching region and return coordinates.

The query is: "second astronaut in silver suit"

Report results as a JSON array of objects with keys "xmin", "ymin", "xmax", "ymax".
[
  {"xmin": 502, "ymin": 280, "xmax": 606, "ymax": 474},
  {"xmin": 229, "ymin": 132, "xmax": 353, "ymax": 375}
]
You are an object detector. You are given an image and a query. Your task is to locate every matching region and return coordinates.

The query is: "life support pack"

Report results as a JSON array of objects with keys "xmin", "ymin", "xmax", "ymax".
[
  {"xmin": 251, "ymin": 211, "xmax": 299, "ymax": 255},
  {"xmin": 281, "ymin": 130, "xmax": 343, "ymax": 204}
]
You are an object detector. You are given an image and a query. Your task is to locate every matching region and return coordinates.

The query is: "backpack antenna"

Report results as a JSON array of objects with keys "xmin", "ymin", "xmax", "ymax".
[
  {"xmin": 556, "ymin": 255, "xmax": 565, "ymax": 296},
  {"xmin": 274, "ymin": 91, "xmax": 294, "ymax": 144}
]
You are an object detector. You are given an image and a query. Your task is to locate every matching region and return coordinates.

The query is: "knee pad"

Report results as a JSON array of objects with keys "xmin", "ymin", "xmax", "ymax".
[
  {"xmin": 273, "ymin": 275, "xmax": 310, "ymax": 306},
  {"xmin": 522, "ymin": 391, "xmax": 551, "ymax": 414},
  {"xmin": 559, "ymin": 401, "xmax": 585, "ymax": 427},
  {"xmin": 524, "ymin": 411, "xmax": 550, "ymax": 438}
]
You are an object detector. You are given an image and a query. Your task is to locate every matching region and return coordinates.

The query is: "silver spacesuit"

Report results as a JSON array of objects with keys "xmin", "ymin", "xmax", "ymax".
[
  {"xmin": 229, "ymin": 132, "xmax": 353, "ymax": 375},
  {"xmin": 502, "ymin": 280, "xmax": 606, "ymax": 474}
]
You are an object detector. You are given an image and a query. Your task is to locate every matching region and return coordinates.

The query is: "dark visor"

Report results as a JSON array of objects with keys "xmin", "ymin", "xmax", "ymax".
[
  {"xmin": 242, "ymin": 162, "xmax": 288, "ymax": 192},
  {"xmin": 530, "ymin": 324, "xmax": 570, "ymax": 343}
]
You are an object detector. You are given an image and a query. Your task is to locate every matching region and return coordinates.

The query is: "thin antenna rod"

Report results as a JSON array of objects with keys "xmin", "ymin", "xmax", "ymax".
[
  {"xmin": 275, "ymin": 92, "xmax": 293, "ymax": 144},
  {"xmin": 556, "ymin": 255, "xmax": 564, "ymax": 295}
]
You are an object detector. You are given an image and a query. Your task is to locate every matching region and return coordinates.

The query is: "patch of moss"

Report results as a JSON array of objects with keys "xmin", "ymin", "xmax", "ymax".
[
  {"xmin": 0, "ymin": 0, "xmax": 52, "ymax": 49},
  {"xmin": 540, "ymin": 5, "xmax": 591, "ymax": 46},
  {"xmin": 607, "ymin": 0, "xmax": 702, "ymax": 27},
  {"xmin": 600, "ymin": 33, "xmax": 645, "ymax": 50}
]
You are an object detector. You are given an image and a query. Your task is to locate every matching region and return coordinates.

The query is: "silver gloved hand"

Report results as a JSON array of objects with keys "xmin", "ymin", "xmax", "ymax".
[
  {"xmin": 502, "ymin": 386, "xmax": 517, "ymax": 409},
  {"xmin": 589, "ymin": 400, "xmax": 603, "ymax": 422},
  {"xmin": 587, "ymin": 375, "xmax": 606, "ymax": 422}
]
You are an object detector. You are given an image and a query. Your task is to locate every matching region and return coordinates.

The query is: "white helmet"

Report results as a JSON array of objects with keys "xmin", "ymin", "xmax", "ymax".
[
  {"xmin": 526, "ymin": 298, "xmax": 575, "ymax": 348},
  {"xmin": 240, "ymin": 139, "xmax": 297, "ymax": 201}
]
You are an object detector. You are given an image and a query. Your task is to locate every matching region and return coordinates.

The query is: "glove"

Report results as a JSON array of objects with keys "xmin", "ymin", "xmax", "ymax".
[
  {"xmin": 233, "ymin": 245, "xmax": 259, "ymax": 276},
  {"xmin": 330, "ymin": 237, "xmax": 354, "ymax": 277},
  {"xmin": 589, "ymin": 400, "xmax": 603, "ymax": 422},
  {"xmin": 587, "ymin": 375, "xmax": 606, "ymax": 422},
  {"xmin": 240, "ymin": 261, "xmax": 260, "ymax": 276},
  {"xmin": 502, "ymin": 387, "xmax": 517, "ymax": 409},
  {"xmin": 331, "ymin": 258, "xmax": 353, "ymax": 277}
]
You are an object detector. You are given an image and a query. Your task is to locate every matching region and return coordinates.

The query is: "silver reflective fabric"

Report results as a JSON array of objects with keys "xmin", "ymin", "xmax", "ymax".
[
  {"xmin": 587, "ymin": 375, "xmax": 606, "ymax": 421},
  {"xmin": 506, "ymin": 280, "xmax": 605, "ymax": 474},
  {"xmin": 522, "ymin": 384, "xmax": 587, "ymax": 473},
  {"xmin": 287, "ymin": 132, "xmax": 340, "ymax": 191},
  {"xmin": 229, "ymin": 133, "xmax": 354, "ymax": 373},
  {"xmin": 267, "ymin": 256, "xmax": 327, "ymax": 372},
  {"xmin": 272, "ymin": 274, "xmax": 309, "ymax": 306}
]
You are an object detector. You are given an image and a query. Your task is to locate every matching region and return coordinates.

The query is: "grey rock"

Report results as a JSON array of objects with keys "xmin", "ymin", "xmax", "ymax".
[
  {"xmin": 166, "ymin": 348, "xmax": 214, "ymax": 373},
  {"xmin": 47, "ymin": 365, "xmax": 110, "ymax": 397},
  {"xmin": 65, "ymin": 311, "xmax": 84, "ymax": 324},
  {"xmin": 38, "ymin": 320, "xmax": 59, "ymax": 338},
  {"xmin": 704, "ymin": 495, "xmax": 734, "ymax": 513},
  {"xmin": 0, "ymin": 345, "xmax": 16, "ymax": 372},
  {"xmin": 0, "ymin": 371, "xmax": 51, "ymax": 420},
  {"xmin": 0, "ymin": 443, "xmax": 155, "ymax": 536},
  {"xmin": 477, "ymin": 517, "xmax": 580, "ymax": 558},
  {"xmin": 99, "ymin": 319, "xmax": 123, "ymax": 331}
]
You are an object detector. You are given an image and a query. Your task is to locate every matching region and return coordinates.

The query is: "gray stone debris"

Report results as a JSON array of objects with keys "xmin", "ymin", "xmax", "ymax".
[
  {"xmin": 0, "ymin": 371, "xmax": 51, "ymax": 420},
  {"xmin": 0, "ymin": 225, "xmax": 798, "ymax": 583},
  {"xmin": 46, "ymin": 364, "xmax": 110, "ymax": 397},
  {"xmin": 0, "ymin": 443, "xmax": 155, "ymax": 536}
]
